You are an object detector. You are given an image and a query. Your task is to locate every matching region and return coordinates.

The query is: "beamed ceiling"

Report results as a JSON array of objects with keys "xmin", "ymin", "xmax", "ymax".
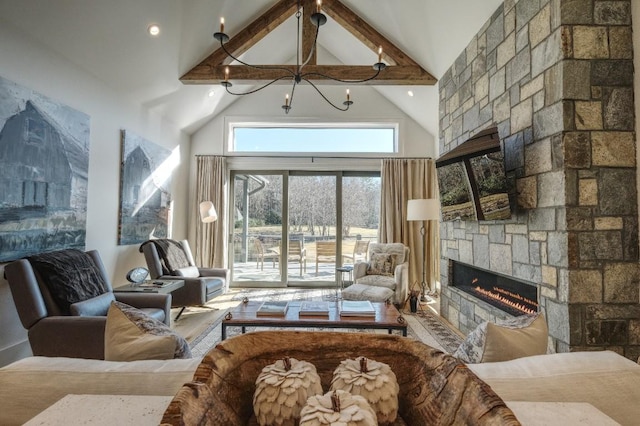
[
  {"xmin": 0, "ymin": 0, "xmax": 504, "ymax": 136},
  {"xmin": 181, "ymin": 0, "xmax": 437, "ymax": 86}
]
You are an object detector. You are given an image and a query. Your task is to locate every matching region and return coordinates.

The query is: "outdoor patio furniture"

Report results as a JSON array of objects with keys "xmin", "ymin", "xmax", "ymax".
[
  {"xmin": 253, "ymin": 239, "xmax": 278, "ymax": 271},
  {"xmin": 342, "ymin": 240, "xmax": 369, "ymax": 264},
  {"xmin": 315, "ymin": 240, "xmax": 336, "ymax": 274},
  {"xmin": 287, "ymin": 240, "xmax": 307, "ymax": 276}
]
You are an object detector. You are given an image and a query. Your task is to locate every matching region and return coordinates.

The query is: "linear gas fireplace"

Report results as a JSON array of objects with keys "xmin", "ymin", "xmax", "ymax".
[{"xmin": 449, "ymin": 261, "xmax": 538, "ymax": 316}]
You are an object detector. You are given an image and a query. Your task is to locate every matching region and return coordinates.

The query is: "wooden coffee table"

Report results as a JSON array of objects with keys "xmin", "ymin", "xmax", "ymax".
[{"xmin": 221, "ymin": 300, "xmax": 407, "ymax": 340}]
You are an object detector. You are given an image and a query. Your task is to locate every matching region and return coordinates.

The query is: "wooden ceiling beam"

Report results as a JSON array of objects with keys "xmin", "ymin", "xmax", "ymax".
[
  {"xmin": 181, "ymin": 64, "xmax": 436, "ymax": 85},
  {"xmin": 322, "ymin": 0, "xmax": 411, "ymax": 67},
  {"xmin": 201, "ymin": 0, "xmax": 297, "ymax": 68},
  {"xmin": 302, "ymin": 0, "xmax": 317, "ymax": 66},
  {"xmin": 180, "ymin": 0, "xmax": 437, "ymax": 86}
]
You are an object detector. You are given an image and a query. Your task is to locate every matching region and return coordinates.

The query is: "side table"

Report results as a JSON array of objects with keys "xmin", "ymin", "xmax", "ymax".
[
  {"xmin": 335, "ymin": 265, "xmax": 354, "ymax": 299},
  {"xmin": 114, "ymin": 279, "xmax": 184, "ymax": 294}
]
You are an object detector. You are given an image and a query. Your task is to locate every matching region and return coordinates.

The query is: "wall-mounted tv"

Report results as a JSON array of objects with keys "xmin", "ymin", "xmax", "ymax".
[{"xmin": 436, "ymin": 127, "xmax": 512, "ymax": 221}]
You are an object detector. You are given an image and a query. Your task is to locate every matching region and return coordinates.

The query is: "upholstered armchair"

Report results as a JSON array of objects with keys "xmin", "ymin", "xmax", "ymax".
[
  {"xmin": 4, "ymin": 249, "xmax": 171, "ymax": 359},
  {"xmin": 349, "ymin": 243, "xmax": 410, "ymax": 305},
  {"xmin": 140, "ymin": 239, "xmax": 229, "ymax": 320}
]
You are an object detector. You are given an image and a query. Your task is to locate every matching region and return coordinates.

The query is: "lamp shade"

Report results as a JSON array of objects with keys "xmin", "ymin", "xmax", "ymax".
[
  {"xmin": 407, "ymin": 199, "xmax": 439, "ymax": 221},
  {"xmin": 199, "ymin": 201, "xmax": 218, "ymax": 223}
]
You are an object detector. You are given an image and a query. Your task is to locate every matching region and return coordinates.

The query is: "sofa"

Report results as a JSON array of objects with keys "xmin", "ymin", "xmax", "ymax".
[{"xmin": 1, "ymin": 341, "xmax": 639, "ymax": 425}]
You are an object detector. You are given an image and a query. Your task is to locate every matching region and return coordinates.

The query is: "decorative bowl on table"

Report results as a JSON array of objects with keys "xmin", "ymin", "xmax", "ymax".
[{"xmin": 161, "ymin": 331, "xmax": 520, "ymax": 426}]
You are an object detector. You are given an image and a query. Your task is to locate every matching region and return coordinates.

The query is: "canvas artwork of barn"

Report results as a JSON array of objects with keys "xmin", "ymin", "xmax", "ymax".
[
  {"xmin": 118, "ymin": 130, "xmax": 173, "ymax": 245},
  {"xmin": 0, "ymin": 75, "xmax": 90, "ymax": 262}
]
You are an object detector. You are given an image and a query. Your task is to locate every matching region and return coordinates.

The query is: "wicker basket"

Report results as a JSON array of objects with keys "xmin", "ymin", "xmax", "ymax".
[{"xmin": 161, "ymin": 331, "xmax": 520, "ymax": 425}]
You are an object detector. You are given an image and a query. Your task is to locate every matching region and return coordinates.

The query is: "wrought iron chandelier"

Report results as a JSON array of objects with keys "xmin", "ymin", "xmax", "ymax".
[{"xmin": 213, "ymin": 0, "xmax": 386, "ymax": 114}]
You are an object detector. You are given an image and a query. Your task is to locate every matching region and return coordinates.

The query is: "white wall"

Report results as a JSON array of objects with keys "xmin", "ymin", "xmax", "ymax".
[{"xmin": 0, "ymin": 21, "xmax": 191, "ymax": 366}]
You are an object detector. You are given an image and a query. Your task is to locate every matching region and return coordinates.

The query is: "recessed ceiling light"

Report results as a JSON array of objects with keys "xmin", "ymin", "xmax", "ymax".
[
  {"xmin": 148, "ymin": 24, "xmax": 160, "ymax": 36},
  {"xmin": 407, "ymin": 90, "xmax": 414, "ymax": 97}
]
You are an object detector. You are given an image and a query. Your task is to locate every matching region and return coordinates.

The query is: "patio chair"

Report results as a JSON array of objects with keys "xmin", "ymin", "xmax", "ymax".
[
  {"xmin": 342, "ymin": 240, "xmax": 369, "ymax": 265},
  {"xmin": 253, "ymin": 238, "xmax": 279, "ymax": 271},
  {"xmin": 288, "ymin": 240, "xmax": 307, "ymax": 276},
  {"xmin": 315, "ymin": 240, "xmax": 336, "ymax": 274}
]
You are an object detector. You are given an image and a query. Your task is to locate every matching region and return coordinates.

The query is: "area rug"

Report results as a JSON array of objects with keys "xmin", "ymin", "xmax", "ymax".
[{"xmin": 175, "ymin": 288, "xmax": 464, "ymax": 358}]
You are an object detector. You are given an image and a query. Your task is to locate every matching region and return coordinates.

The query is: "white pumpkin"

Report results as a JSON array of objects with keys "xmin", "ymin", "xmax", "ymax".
[
  {"xmin": 300, "ymin": 389, "xmax": 378, "ymax": 426},
  {"xmin": 253, "ymin": 357, "xmax": 323, "ymax": 426},
  {"xmin": 330, "ymin": 357, "xmax": 399, "ymax": 424}
]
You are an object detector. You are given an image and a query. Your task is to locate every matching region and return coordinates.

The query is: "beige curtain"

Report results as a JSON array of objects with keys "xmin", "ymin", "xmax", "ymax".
[
  {"xmin": 380, "ymin": 158, "xmax": 439, "ymax": 294},
  {"xmin": 195, "ymin": 156, "xmax": 227, "ymax": 268}
]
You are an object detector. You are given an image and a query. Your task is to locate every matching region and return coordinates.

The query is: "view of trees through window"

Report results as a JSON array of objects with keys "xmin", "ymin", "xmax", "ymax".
[{"xmin": 232, "ymin": 172, "xmax": 380, "ymax": 285}]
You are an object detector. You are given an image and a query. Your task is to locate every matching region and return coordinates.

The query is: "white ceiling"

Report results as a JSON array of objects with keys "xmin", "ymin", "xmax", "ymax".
[{"xmin": 0, "ymin": 0, "xmax": 503, "ymax": 137}]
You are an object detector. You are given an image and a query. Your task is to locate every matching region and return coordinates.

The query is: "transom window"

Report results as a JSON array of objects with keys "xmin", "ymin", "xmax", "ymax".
[{"xmin": 228, "ymin": 123, "xmax": 398, "ymax": 154}]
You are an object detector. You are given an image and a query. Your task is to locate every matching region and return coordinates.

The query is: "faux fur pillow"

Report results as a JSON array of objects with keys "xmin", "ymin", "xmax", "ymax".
[
  {"xmin": 366, "ymin": 253, "xmax": 395, "ymax": 276},
  {"xmin": 105, "ymin": 301, "xmax": 191, "ymax": 361}
]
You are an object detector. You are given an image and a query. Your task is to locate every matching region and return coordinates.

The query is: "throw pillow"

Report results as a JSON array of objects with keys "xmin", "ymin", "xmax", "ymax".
[
  {"xmin": 453, "ymin": 313, "xmax": 548, "ymax": 363},
  {"xmin": 366, "ymin": 253, "xmax": 395, "ymax": 276},
  {"xmin": 104, "ymin": 301, "xmax": 191, "ymax": 361}
]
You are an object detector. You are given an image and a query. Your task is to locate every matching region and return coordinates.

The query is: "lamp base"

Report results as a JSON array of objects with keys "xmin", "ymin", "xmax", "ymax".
[{"xmin": 420, "ymin": 282, "xmax": 435, "ymax": 303}]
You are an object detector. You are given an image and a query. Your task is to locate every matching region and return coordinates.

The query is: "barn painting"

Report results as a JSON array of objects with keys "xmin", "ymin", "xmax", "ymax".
[
  {"xmin": 118, "ymin": 130, "xmax": 173, "ymax": 245},
  {"xmin": 0, "ymin": 76, "xmax": 90, "ymax": 262}
]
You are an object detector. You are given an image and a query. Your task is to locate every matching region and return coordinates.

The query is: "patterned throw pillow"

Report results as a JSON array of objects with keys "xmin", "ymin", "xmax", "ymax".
[
  {"xmin": 104, "ymin": 301, "xmax": 191, "ymax": 361},
  {"xmin": 453, "ymin": 313, "xmax": 547, "ymax": 363},
  {"xmin": 366, "ymin": 253, "xmax": 396, "ymax": 276}
]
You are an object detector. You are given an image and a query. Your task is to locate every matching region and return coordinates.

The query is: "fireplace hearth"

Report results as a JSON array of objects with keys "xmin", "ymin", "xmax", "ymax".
[{"xmin": 449, "ymin": 261, "xmax": 538, "ymax": 316}]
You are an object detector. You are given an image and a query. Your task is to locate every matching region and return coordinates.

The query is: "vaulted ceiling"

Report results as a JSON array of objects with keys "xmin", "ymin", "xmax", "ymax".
[{"xmin": 0, "ymin": 0, "xmax": 503, "ymax": 138}]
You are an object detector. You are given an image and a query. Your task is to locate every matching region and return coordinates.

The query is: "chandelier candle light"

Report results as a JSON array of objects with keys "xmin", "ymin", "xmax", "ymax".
[
  {"xmin": 407, "ymin": 199, "xmax": 440, "ymax": 302},
  {"xmin": 213, "ymin": 0, "xmax": 386, "ymax": 113}
]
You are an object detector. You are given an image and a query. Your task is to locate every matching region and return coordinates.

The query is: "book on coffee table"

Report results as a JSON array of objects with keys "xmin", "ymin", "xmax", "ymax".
[
  {"xmin": 339, "ymin": 300, "xmax": 375, "ymax": 317},
  {"xmin": 299, "ymin": 301, "xmax": 330, "ymax": 316},
  {"xmin": 256, "ymin": 301, "xmax": 289, "ymax": 316}
]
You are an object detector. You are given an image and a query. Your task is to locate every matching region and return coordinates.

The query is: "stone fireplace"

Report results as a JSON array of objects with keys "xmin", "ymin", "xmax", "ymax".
[{"xmin": 438, "ymin": 0, "xmax": 639, "ymax": 360}]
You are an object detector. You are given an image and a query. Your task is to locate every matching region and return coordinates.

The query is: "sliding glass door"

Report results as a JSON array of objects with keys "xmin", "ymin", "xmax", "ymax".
[{"xmin": 230, "ymin": 171, "xmax": 379, "ymax": 287}]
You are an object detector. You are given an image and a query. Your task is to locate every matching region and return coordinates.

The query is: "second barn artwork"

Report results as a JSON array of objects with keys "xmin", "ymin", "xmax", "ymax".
[{"xmin": 118, "ymin": 130, "xmax": 174, "ymax": 245}]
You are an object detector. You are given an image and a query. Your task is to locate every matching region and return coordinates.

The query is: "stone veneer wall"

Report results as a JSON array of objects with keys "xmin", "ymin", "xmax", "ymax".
[{"xmin": 438, "ymin": 0, "xmax": 639, "ymax": 360}]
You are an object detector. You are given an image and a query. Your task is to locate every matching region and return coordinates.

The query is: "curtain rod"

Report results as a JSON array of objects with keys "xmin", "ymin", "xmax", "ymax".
[{"xmin": 195, "ymin": 155, "xmax": 433, "ymax": 160}]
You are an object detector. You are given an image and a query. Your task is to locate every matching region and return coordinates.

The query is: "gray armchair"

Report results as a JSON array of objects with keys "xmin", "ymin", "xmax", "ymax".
[
  {"xmin": 4, "ymin": 249, "xmax": 171, "ymax": 360},
  {"xmin": 140, "ymin": 239, "xmax": 228, "ymax": 320}
]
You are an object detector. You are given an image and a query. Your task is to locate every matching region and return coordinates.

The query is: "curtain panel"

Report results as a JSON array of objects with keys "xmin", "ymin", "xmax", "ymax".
[
  {"xmin": 380, "ymin": 158, "xmax": 439, "ymax": 297},
  {"xmin": 195, "ymin": 156, "xmax": 228, "ymax": 269}
]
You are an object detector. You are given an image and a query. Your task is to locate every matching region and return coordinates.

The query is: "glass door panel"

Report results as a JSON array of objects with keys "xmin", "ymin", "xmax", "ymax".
[
  {"xmin": 232, "ymin": 173, "xmax": 283, "ymax": 283},
  {"xmin": 288, "ymin": 174, "xmax": 336, "ymax": 283},
  {"xmin": 341, "ymin": 175, "xmax": 381, "ymax": 268}
]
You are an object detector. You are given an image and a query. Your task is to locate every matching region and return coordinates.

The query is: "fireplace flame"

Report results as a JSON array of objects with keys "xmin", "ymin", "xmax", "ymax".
[{"xmin": 473, "ymin": 285, "xmax": 537, "ymax": 315}]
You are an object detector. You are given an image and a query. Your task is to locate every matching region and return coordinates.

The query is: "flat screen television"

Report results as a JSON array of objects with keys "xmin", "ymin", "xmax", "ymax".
[{"xmin": 436, "ymin": 127, "xmax": 512, "ymax": 221}]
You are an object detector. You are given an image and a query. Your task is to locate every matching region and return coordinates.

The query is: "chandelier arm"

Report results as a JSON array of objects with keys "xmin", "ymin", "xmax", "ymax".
[
  {"xmin": 288, "ymin": 81, "xmax": 298, "ymax": 108},
  {"xmin": 303, "ymin": 78, "xmax": 350, "ymax": 112},
  {"xmin": 220, "ymin": 42, "xmax": 297, "ymax": 77},
  {"xmin": 225, "ymin": 76, "xmax": 294, "ymax": 96},
  {"xmin": 301, "ymin": 66, "xmax": 382, "ymax": 84}
]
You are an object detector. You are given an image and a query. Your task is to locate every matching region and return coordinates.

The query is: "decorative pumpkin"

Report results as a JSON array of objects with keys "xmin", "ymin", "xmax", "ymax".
[
  {"xmin": 330, "ymin": 357, "xmax": 399, "ymax": 424},
  {"xmin": 300, "ymin": 389, "xmax": 378, "ymax": 426},
  {"xmin": 253, "ymin": 357, "xmax": 323, "ymax": 426}
]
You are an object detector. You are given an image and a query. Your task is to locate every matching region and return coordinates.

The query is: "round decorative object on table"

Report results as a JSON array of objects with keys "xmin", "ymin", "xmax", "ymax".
[
  {"xmin": 125, "ymin": 267, "xmax": 149, "ymax": 284},
  {"xmin": 253, "ymin": 357, "xmax": 323, "ymax": 426},
  {"xmin": 300, "ymin": 389, "xmax": 377, "ymax": 426},
  {"xmin": 330, "ymin": 356, "xmax": 399, "ymax": 424}
]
